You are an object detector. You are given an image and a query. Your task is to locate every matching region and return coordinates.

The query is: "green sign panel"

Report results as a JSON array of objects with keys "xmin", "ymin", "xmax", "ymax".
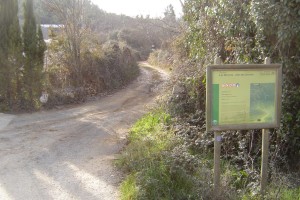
[{"xmin": 206, "ymin": 64, "xmax": 282, "ymax": 131}]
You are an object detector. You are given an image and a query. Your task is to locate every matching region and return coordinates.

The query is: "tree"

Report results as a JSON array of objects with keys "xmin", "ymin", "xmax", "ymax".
[
  {"xmin": 149, "ymin": 4, "xmax": 180, "ymax": 40},
  {"xmin": 42, "ymin": 0, "xmax": 91, "ymax": 87},
  {"xmin": 37, "ymin": 25, "xmax": 47, "ymax": 66},
  {"xmin": 0, "ymin": 0, "xmax": 23, "ymax": 111},
  {"xmin": 164, "ymin": 4, "xmax": 176, "ymax": 22},
  {"xmin": 23, "ymin": 0, "xmax": 46, "ymax": 109}
]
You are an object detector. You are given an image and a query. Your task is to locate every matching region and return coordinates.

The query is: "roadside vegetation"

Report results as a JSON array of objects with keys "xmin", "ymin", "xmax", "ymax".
[
  {"xmin": 118, "ymin": 110, "xmax": 215, "ymax": 200},
  {"xmin": 119, "ymin": 109, "xmax": 300, "ymax": 199},
  {"xmin": 119, "ymin": 0, "xmax": 300, "ymax": 199}
]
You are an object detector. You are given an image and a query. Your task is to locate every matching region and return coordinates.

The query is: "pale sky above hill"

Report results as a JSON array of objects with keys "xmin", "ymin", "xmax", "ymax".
[{"xmin": 91, "ymin": 0, "xmax": 183, "ymax": 18}]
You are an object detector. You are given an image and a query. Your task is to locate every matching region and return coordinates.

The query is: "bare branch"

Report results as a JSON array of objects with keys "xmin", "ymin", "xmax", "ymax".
[
  {"xmin": 147, "ymin": 19, "xmax": 181, "ymax": 34},
  {"xmin": 179, "ymin": 0, "xmax": 184, "ymax": 8},
  {"xmin": 41, "ymin": 0, "xmax": 90, "ymax": 86}
]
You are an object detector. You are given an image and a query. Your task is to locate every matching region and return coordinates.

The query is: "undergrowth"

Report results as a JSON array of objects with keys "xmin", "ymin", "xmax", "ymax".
[
  {"xmin": 118, "ymin": 110, "xmax": 219, "ymax": 199},
  {"xmin": 118, "ymin": 109, "xmax": 300, "ymax": 200}
]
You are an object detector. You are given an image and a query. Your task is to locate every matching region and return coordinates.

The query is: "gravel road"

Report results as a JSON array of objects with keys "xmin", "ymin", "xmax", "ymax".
[{"xmin": 0, "ymin": 63, "xmax": 168, "ymax": 200}]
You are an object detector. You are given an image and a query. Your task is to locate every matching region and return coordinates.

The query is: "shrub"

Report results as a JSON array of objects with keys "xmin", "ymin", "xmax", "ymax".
[{"xmin": 45, "ymin": 38, "xmax": 139, "ymax": 108}]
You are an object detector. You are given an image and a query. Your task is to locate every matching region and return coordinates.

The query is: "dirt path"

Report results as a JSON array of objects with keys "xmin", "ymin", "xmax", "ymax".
[{"xmin": 0, "ymin": 63, "xmax": 168, "ymax": 200}]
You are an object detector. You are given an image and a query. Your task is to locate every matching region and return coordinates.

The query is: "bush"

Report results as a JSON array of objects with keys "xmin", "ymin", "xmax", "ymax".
[
  {"xmin": 119, "ymin": 110, "xmax": 233, "ymax": 199},
  {"xmin": 43, "ymin": 87, "xmax": 86, "ymax": 109},
  {"xmin": 148, "ymin": 50, "xmax": 173, "ymax": 70},
  {"xmin": 45, "ymin": 38, "xmax": 139, "ymax": 108}
]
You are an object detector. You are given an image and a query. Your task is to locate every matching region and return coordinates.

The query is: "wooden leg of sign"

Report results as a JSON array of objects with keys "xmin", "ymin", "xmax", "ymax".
[
  {"xmin": 214, "ymin": 131, "xmax": 221, "ymax": 195},
  {"xmin": 261, "ymin": 58, "xmax": 271, "ymax": 195},
  {"xmin": 213, "ymin": 56, "xmax": 222, "ymax": 196},
  {"xmin": 261, "ymin": 129, "xmax": 270, "ymax": 195}
]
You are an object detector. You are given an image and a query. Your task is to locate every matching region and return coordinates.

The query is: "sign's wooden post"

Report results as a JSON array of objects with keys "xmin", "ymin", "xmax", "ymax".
[
  {"xmin": 261, "ymin": 57, "xmax": 271, "ymax": 194},
  {"xmin": 213, "ymin": 57, "xmax": 222, "ymax": 195},
  {"xmin": 214, "ymin": 132, "xmax": 221, "ymax": 193}
]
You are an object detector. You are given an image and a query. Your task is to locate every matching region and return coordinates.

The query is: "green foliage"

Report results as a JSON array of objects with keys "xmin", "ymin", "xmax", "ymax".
[
  {"xmin": 119, "ymin": 110, "xmax": 217, "ymax": 200},
  {"xmin": 183, "ymin": 0, "xmax": 258, "ymax": 64},
  {"xmin": 280, "ymin": 187, "xmax": 300, "ymax": 200},
  {"xmin": 118, "ymin": 111, "xmax": 172, "ymax": 171},
  {"xmin": 37, "ymin": 25, "xmax": 46, "ymax": 63},
  {"xmin": 100, "ymin": 41, "xmax": 139, "ymax": 88},
  {"xmin": 241, "ymin": 186, "xmax": 300, "ymax": 200},
  {"xmin": 22, "ymin": 0, "xmax": 46, "ymax": 110},
  {"xmin": 120, "ymin": 174, "xmax": 138, "ymax": 200},
  {"xmin": 131, "ymin": 111, "xmax": 171, "ymax": 134},
  {"xmin": 180, "ymin": 0, "xmax": 300, "ymax": 170},
  {"xmin": 0, "ymin": 0, "xmax": 46, "ymax": 112},
  {"xmin": 0, "ymin": 0, "xmax": 23, "ymax": 111},
  {"xmin": 168, "ymin": 75, "xmax": 206, "ymax": 117},
  {"xmin": 250, "ymin": 1, "xmax": 300, "ymax": 165},
  {"xmin": 23, "ymin": 0, "xmax": 37, "ymax": 58}
]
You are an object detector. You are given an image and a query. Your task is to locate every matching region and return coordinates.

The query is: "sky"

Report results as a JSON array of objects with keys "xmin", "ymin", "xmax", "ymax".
[{"xmin": 90, "ymin": 0, "xmax": 183, "ymax": 18}]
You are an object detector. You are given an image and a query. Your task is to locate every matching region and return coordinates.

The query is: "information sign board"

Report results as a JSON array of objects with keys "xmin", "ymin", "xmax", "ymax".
[{"xmin": 206, "ymin": 64, "xmax": 282, "ymax": 131}]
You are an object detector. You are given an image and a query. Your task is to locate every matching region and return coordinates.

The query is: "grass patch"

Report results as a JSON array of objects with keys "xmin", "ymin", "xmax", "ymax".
[
  {"xmin": 120, "ymin": 174, "xmax": 138, "ymax": 200},
  {"xmin": 117, "ymin": 110, "xmax": 173, "ymax": 172},
  {"xmin": 280, "ymin": 187, "xmax": 300, "ymax": 200},
  {"xmin": 241, "ymin": 187, "xmax": 300, "ymax": 200},
  {"xmin": 118, "ymin": 110, "xmax": 209, "ymax": 199}
]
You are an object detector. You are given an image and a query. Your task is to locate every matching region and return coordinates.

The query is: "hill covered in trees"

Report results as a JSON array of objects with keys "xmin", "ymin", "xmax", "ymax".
[
  {"xmin": 20, "ymin": 0, "xmax": 179, "ymax": 59},
  {"xmin": 0, "ymin": 0, "xmax": 180, "ymax": 111}
]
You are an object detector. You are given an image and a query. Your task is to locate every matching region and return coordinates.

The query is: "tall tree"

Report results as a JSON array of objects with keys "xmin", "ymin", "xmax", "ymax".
[
  {"xmin": 0, "ymin": 0, "xmax": 23, "ymax": 111},
  {"xmin": 0, "ymin": 0, "xmax": 11, "ymax": 109},
  {"xmin": 23, "ymin": 0, "xmax": 46, "ymax": 110},
  {"xmin": 37, "ymin": 25, "xmax": 47, "ymax": 65}
]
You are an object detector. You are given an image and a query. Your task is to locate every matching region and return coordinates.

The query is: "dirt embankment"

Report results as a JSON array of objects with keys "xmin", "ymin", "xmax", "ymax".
[{"xmin": 0, "ymin": 63, "xmax": 168, "ymax": 200}]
